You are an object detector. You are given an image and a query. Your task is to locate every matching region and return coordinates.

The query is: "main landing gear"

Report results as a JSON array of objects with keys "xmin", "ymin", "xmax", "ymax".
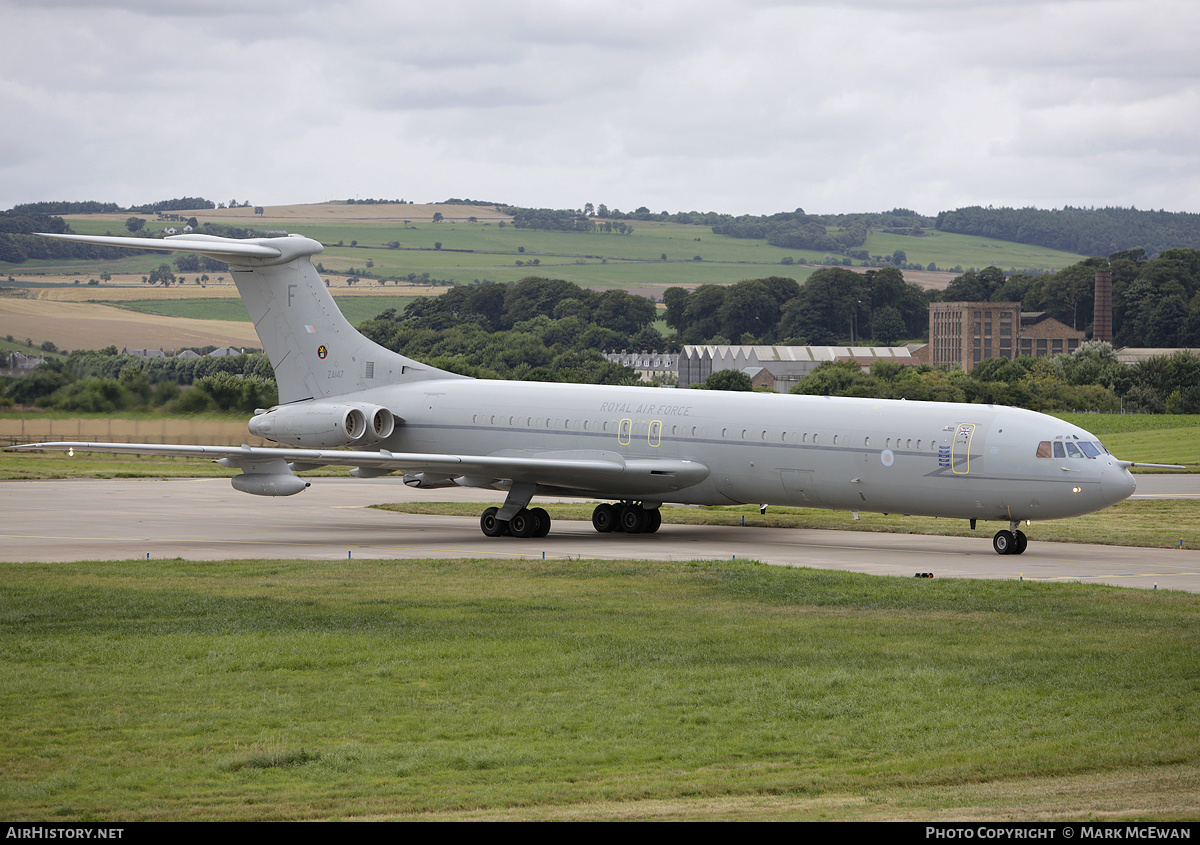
[
  {"xmin": 480, "ymin": 506, "xmax": 551, "ymax": 538},
  {"xmin": 475, "ymin": 502, "xmax": 661, "ymax": 538},
  {"xmin": 591, "ymin": 502, "xmax": 661, "ymax": 534},
  {"xmin": 992, "ymin": 521, "xmax": 1029, "ymax": 555}
]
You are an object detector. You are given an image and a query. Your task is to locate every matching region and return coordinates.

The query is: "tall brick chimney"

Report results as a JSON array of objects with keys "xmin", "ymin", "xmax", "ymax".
[{"xmin": 1093, "ymin": 269, "xmax": 1113, "ymax": 342}]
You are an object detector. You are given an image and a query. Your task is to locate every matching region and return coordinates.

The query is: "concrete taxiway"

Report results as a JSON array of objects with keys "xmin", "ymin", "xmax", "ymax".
[{"xmin": 3, "ymin": 476, "xmax": 1198, "ymax": 593}]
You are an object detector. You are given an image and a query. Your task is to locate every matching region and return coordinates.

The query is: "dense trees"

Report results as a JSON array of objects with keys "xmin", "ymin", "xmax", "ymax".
[
  {"xmin": 509, "ymin": 208, "xmax": 596, "ymax": 233},
  {"xmin": 935, "ymin": 206, "xmax": 1200, "ymax": 257},
  {"xmin": 356, "ymin": 276, "xmax": 655, "ymax": 384},
  {"xmin": 789, "ymin": 344, "xmax": 1200, "ymax": 414},
  {"xmin": 938, "ymin": 248, "xmax": 1200, "ymax": 347},
  {"xmin": 665, "ymin": 268, "xmax": 929, "ymax": 346},
  {"xmin": 709, "ymin": 209, "xmax": 872, "ymax": 254},
  {"xmin": 128, "ymin": 197, "xmax": 216, "ymax": 213},
  {"xmin": 694, "ymin": 369, "xmax": 753, "ymax": 391},
  {"xmin": 1, "ymin": 350, "xmax": 276, "ymax": 413}
]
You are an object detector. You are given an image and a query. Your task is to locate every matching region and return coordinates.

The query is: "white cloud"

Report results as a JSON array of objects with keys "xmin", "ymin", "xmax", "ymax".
[{"xmin": 2, "ymin": 0, "xmax": 1200, "ymax": 214}]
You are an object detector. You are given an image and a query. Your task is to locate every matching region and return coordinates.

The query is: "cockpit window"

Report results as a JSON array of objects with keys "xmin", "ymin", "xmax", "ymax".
[{"xmin": 1039, "ymin": 438, "xmax": 1106, "ymax": 459}]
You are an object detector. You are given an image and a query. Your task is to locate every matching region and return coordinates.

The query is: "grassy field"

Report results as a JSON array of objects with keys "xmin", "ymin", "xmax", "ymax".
[
  {"xmin": 862, "ymin": 229, "xmax": 1080, "ymax": 273},
  {"xmin": 1053, "ymin": 413, "xmax": 1200, "ymax": 468},
  {"xmin": 1, "ymin": 557, "xmax": 1196, "ymax": 821},
  {"xmin": 1, "ymin": 203, "xmax": 1088, "ymax": 292}
]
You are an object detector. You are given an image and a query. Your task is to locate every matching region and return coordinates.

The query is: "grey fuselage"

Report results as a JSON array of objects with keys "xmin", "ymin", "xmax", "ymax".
[{"xmin": 343, "ymin": 378, "xmax": 1135, "ymax": 523}]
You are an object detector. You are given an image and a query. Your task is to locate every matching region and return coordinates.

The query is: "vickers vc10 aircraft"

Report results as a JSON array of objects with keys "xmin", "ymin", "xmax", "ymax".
[{"xmin": 10, "ymin": 231, "xmax": 1163, "ymax": 555}]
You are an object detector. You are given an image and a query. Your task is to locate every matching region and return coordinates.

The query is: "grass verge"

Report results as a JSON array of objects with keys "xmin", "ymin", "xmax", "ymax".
[
  {"xmin": 374, "ymin": 499, "xmax": 1200, "ymax": 550},
  {"xmin": 1, "ymin": 557, "xmax": 1196, "ymax": 820}
]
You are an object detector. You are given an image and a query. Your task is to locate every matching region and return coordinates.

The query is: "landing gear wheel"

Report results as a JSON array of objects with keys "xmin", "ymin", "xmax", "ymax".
[
  {"xmin": 592, "ymin": 503, "xmax": 617, "ymax": 533},
  {"xmin": 644, "ymin": 508, "xmax": 662, "ymax": 534},
  {"xmin": 509, "ymin": 508, "xmax": 540, "ymax": 539},
  {"xmin": 620, "ymin": 505, "xmax": 648, "ymax": 534},
  {"xmin": 530, "ymin": 507, "xmax": 551, "ymax": 537},
  {"xmin": 1013, "ymin": 530, "xmax": 1028, "ymax": 555},
  {"xmin": 480, "ymin": 507, "xmax": 509, "ymax": 538},
  {"xmin": 992, "ymin": 529, "xmax": 1015, "ymax": 555}
]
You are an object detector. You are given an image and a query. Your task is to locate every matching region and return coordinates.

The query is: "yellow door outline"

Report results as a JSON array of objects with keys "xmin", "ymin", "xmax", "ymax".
[
  {"xmin": 618, "ymin": 418, "xmax": 632, "ymax": 446},
  {"xmin": 952, "ymin": 423, "xmax": 975, "ymax": 475},
  {"xmin": 648, "ymin": 420, "xmax": 662, "ymax": 447}
]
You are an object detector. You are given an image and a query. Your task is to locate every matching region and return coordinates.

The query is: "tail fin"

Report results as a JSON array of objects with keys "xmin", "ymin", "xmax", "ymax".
[{"xmin": 39, "ymin": 232, "xmax": 466, "ymax": 403}]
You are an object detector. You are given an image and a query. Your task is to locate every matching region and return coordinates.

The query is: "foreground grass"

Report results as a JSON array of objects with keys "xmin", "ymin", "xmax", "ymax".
[
  {"xmin": 376, "ymin": 499, "xmax": 1200, "ymax": 550},
  {"xmin": 1, "ymin": 558, "xmax": 1196, "ymax": 821}
]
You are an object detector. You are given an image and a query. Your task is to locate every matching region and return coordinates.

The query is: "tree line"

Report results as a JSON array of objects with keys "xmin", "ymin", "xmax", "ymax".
[
  {"xmin": 789, "ymin": 343, "xmax": 1200, "ymax": 414},
  {"xmin": 357, "ymin": 277, "xmax": 658, "ymax": 384},
  {"xmin": 935, "ymin": 206, "xmax": 1200, "ymax": 257},
  {"xmin": 663, "ymin": 267, "xmax": 929, "ymax": 346},
  {"xmin": 940, "ymin": 248, "xmax": 1200, "ymax": 348},
  {"xmin": 1, "ymin": 349, "xmax": 276, "ymax": 414}
]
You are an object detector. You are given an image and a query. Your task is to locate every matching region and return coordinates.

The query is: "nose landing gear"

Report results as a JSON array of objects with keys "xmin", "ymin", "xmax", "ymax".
[{"xmin": 993, "ymin": 522, "xmax": 1028, "ymax": 555}]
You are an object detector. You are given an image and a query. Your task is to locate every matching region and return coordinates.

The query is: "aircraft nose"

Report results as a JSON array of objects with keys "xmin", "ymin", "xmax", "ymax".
[{"xmin": 1102, "ymin": 464, "xmax": 1136, "ymax": 505}]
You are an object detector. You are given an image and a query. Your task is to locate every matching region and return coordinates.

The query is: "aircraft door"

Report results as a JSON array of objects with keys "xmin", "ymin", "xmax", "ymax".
[
  {"xmin": 951, "ymin": 423, "xmax": 976, "ymax": 475},
  {"xmin": 618, "ymin": 418, "xmax": 632, "ymax": 446}
]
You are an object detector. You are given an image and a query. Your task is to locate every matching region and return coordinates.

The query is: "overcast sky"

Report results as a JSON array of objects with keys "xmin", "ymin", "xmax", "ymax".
[{"xmin": 3, "ymin": 0, "xmax": 1199, "ymax": 217}]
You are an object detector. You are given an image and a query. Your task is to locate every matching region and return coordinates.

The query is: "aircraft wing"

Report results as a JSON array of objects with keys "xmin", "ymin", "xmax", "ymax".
[{"xmin": 7, "ymin": 441, "xmax": 710, "ymax": 498}]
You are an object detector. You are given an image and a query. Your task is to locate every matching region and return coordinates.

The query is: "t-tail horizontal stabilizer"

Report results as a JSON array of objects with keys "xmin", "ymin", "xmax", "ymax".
[{"xmin": 37, "ymin": 232, "xmax": 466, "ymax": 403}]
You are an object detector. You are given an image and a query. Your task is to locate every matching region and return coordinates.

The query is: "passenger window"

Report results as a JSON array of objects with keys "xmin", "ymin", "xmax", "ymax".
[
  {"xmin": 1036, "ymin": 441, "xmax": 1052, "ymax": 458},
  {"xmin": 1052, "ymin": 442, "xmax": 1065, "ymax": 458}
]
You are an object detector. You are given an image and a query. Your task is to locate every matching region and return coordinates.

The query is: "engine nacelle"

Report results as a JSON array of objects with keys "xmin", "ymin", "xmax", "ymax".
[
  {"xmin": 248, "ymin": 402, "xmax": 394, "ymax": 448},
  {"xmin": 350, "ymin": 403, "xmax": 396, "ymax": 443}
]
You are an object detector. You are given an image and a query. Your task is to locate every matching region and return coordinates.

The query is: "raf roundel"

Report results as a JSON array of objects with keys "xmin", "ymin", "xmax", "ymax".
[
  {"xmin": 317, "ymin": 345, "xmax": 328, "ymax": 359},
  {"xmin": 881, "ymin": 449, "xmax": 895, "ymax": 467}
]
